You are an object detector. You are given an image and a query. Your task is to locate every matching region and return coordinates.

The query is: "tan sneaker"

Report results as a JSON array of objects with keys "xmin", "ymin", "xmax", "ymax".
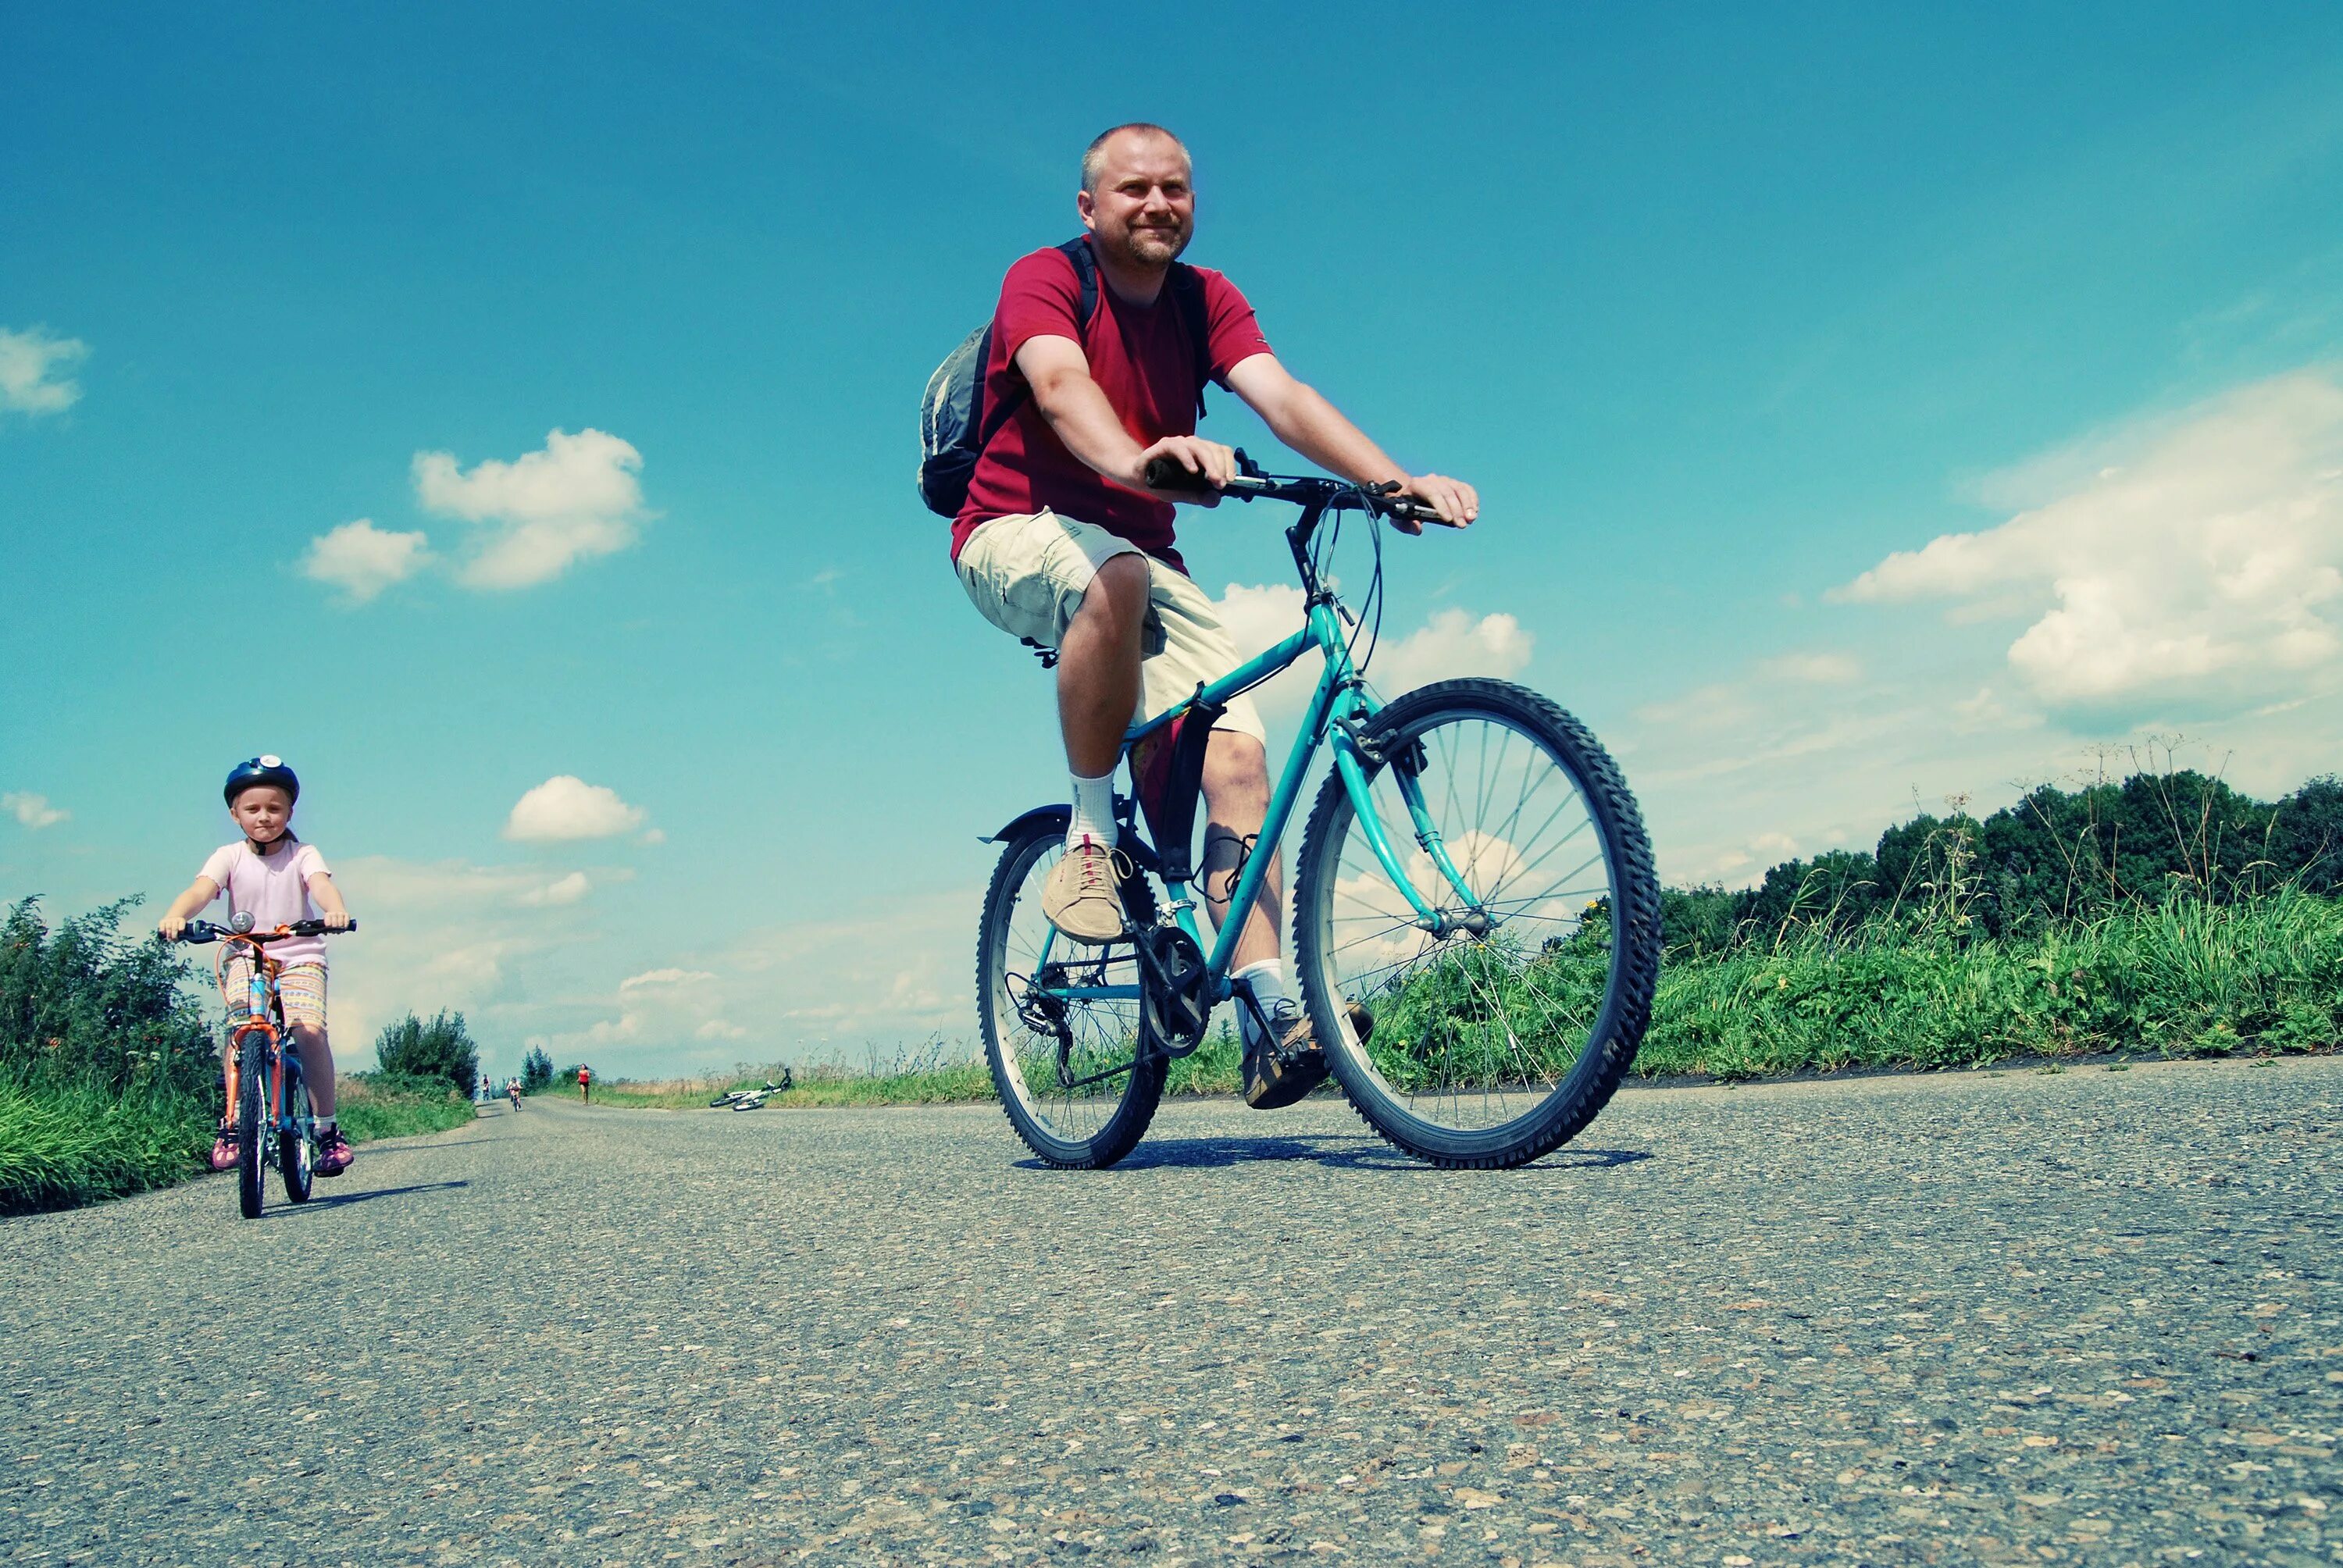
[
  {"xmin": 1241, "ymin": 998, "xmax": 1330, "ymax": 1109},
  {"xmin": 1043, "ymin": 835, "xmax": 1129, "ymax": 944},
  {"xmin": 1242, "ymin": 997, "xmax": 1373, "ymax": 1110}
]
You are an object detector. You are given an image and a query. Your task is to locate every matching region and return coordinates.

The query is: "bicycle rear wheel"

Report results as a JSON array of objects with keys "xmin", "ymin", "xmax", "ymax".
[
  {"xmin": 977, "ymin": 818, "xmax": 1165, "ymax": 1169},
  {"xmin": 280, "ymin": 1062, "xmax": 315, "ymax": 1204},
  {"xmin": 236, "ymin": 1035, "xmax": 266, "ymax": 1219},
  {"xmin": 1292, "ymin": 679, "xmax": 1660, "ymax": 1167}
]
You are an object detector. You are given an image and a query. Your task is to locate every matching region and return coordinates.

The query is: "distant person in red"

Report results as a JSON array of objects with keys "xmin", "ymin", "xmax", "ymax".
[{"xmin": 577, "ymin": 1064, "xmax": 591, "ymax": 1104}]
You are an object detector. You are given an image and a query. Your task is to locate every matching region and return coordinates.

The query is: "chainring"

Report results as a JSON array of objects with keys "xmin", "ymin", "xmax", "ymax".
[{"xmin": 1134, "ymin": 924, "xmax": 1211, "ymax": 1058}]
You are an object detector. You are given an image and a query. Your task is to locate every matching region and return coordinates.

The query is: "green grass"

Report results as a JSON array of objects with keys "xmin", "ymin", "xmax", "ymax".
[
  {"xmin": 558, "ymin": 889, "xmax": 2343, "ymax": 1110},
  {"xmin": 333, "ymin": 1071, "xmax": 478, "ymax": 1142},
  {"xmin": 1633, "ymin": 885, "xmax": 2343, "ymax": 1078},
  {"xmin": 0, "ymin": 1078, "xmax": 214, "ymax": 1217},
  {"xmin": 0, "ymin": 1069, "xmax": 477, "ymax": 1217}
]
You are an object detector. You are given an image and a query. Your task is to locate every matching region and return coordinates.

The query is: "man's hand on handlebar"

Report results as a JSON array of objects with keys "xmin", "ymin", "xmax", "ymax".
[
  {"xmin": 1385, "ymin": 473, "xmax": 1478, "ymax": 534},
  {"xmin": 1129, "ymin": 436, "xmax": 1236, "ymax": 504}
]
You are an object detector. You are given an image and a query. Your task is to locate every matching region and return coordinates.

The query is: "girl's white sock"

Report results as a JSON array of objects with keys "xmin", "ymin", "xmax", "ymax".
[{"xmin": 1067, "ymin": 769, "xmax": 1118, "ymax": 850}]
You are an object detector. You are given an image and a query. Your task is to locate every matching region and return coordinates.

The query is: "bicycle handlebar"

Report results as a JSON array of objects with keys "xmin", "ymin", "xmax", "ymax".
[
  {"xmin": 1140, "ymin": 458, "xmax": 1446, "ymax": 526},
  {"xmin": 166, "ymin": 918, "xmax": 357, "ymax": 946}
]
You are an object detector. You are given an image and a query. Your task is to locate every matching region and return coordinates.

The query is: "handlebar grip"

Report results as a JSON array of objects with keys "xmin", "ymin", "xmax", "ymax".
[
  {"xmin": 286, "ymin": 918, "xmax": 358, "ymax": 935},
  {"xmin": 1143, "ymin": 457, "xmax": 1218, "ymax": 493}
]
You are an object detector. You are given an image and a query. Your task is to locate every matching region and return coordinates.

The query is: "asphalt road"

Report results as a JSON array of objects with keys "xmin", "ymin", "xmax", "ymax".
[{"xmin": 3, "ymin": 1057, "xmax": 2338, "ymax": 1566}]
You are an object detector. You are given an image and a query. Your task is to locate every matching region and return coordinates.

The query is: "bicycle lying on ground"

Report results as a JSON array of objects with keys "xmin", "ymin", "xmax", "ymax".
[
  {"xmin": 708, "ymin": 1071, "xmax": 794, "ymax": 1110},
  {"xmin": 976, "ymin": 456, "xmax": 1660, "ymax": 1171},
  {"xmin": 168, "ymin": 914, "xmax": 357, "ymax": 1218}
]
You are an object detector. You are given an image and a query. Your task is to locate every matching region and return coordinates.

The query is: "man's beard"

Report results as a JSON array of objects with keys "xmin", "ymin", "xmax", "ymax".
[{"xmin": 1113, "ymin": 220, "xmax": 1189, "ymax": 267}]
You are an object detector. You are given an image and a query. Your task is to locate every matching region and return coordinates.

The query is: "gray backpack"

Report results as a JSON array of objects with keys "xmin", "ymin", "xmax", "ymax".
[{"xmin": 918, "ymin": 238, "xmax": 1213, "ymax": 517}]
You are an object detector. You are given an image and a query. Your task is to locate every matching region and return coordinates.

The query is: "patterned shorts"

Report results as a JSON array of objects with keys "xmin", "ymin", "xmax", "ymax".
[{"xmin": 223, "ymin": 957, "xmax": 328, "ymax": 1032}]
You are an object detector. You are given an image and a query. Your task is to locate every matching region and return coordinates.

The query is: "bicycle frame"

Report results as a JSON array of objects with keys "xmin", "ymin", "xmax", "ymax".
[
  {"xmin": 222, "ymin": 941, "xmax": 308, "ymax": 1167},
  {"xmin": 1033, "ymin": 484, "xmax": 1489, "ymax": 1010}
]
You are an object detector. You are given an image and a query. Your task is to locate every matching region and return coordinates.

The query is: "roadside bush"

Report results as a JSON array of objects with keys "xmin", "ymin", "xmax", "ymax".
[
  {"xmin": 0, "ymin": 896, "xmax": 216, "ymax": 1099},
  {"xmin": 373, "ymin": 1010, "xmax": 479, "ymax": 1096},
  {"xmin": 335, "ymin": 1070, "xmax": 475, "ymax": 1142}
]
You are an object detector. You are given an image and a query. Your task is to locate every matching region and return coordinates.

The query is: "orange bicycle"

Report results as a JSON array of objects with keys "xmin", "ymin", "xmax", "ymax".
[{"xmin": 169, "ymin": 913, "xmax": 356, "ymax": 1219}]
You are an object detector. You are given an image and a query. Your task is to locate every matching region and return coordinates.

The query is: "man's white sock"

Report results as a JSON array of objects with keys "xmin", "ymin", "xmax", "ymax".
[
  {"xmin": 1068, "ymin": 769, "xmax": 1118, "ymax": 850},
  {"xmin": 1234, "ymin": 959, "xmax": 1290, "ymax": 1039},
  {"xmin": 316, "ymin": 1116, "xmax": 337, "ymax": 1133}
]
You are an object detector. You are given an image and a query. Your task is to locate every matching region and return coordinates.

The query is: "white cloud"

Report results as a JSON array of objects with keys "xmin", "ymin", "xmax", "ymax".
[
  {"xmin": 1834, "ymin": 371, "xmax": 2343, "ymax": 714},
  {"xmin": 1207, "ymin": 584, "xmax": 1535, "ymax": 714},
  {"xmin": 1760, "ymin": 651, "xmax": 1862, "ymax": 684},
  {"xmin": 413, "ymin": 427, "xmax": 646, "ymax": 590},
  {"xmin": 695, "ymin": 1018, "xmax": 749, "ymax": 1040},
  {"xmin": 0, "ymin": 326, "xmax": 87, "ymax": 416},
  {"xmin": 503, "ymin": 776, "xmax": 647, "ymax": 842},
  {"xmin": 619, "ymin": 968, "xmax": 718, "ymax": 992},
  {"xmin": 2, "ymin": 792, "xmax": 69, "ymax": 830},
  {"xmin": 1372, "ymin": 607, "xmax": 1535, "ymax": 696},
  {"xmin": 516, "ymin": 871, "xmax": 594, "ymax": 907},
  {"xmin": 318, "ymin": 854, "xmax": 629, "ymax": 1060},
  {"xmin": 1210, "ymin": 582, "xmax": 1318, "ymax": 712},
  {"xmin": 302, "ymin": 519, "xmax": 433, "ymax": 603}
]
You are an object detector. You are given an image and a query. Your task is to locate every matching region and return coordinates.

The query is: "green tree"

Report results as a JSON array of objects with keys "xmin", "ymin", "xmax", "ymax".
[
  {"xmin": 373, "ymin": 1011, "xmax": 479, "ymax": 1095},
  {"xmin": 521, "ymin": 1046, "xmax": 554, "ymax": 1092},
  {"xmin": 2269, "ymin": 775, "xmax": 2343, "ymax": 896}
]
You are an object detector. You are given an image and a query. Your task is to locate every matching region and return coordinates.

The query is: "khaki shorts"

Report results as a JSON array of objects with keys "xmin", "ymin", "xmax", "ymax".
[{"xmin": 957, "ymin": 509, "xmax": 1268, "ymax": 745}]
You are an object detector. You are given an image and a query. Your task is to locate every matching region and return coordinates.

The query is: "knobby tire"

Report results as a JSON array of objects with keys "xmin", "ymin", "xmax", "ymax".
[
  {"xmin": 978, "ymin": 818, "xmax": 1166, "ymax": 1169},
  {"xmin": 1292, "ymin": 678, "xmax": 1661, "ymax": 1168}
]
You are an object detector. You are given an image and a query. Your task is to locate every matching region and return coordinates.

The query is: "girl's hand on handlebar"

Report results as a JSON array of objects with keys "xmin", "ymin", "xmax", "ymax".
[
  {"xmin": 159, "ymin": 915, "xmax": 187, "ymax": 941},
  {"xmin": 1131, "ymin": 437, "xmax": 1234, "ymax": 504},
  {"xmin": 1387, "ymin": 473, "xmax": 1478, "ymax": 533},
  {"xmin": 324, "ymin": 910, "xmax": 352, "ymax": 932}
]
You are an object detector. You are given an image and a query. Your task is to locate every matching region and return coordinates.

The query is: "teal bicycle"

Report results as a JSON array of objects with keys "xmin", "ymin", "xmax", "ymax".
[{"xmin": 976, "ymin": 458, "xmax": 1660, "ymax": 1170}]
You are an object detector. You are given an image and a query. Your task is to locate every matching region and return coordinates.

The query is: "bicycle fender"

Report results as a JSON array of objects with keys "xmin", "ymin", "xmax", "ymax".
[{"xmin": 980, "ymin": 805, "xmax": 1070, "ymax": 845}]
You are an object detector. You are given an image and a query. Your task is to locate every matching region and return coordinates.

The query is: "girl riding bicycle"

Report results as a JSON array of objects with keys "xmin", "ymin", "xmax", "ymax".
[{"xmin": 159, "ymin": 757, "xmax": 357, "ymax": 1176}]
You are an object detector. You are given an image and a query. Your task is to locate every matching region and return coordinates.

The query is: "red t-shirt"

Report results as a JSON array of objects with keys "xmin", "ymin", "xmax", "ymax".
[{"xmin": 952, "ymin": 242, "xmax": 1273, "ymax": 572}]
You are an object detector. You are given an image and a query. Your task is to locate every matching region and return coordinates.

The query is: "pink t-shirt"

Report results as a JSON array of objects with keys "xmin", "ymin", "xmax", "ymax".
[{"xmin": 198, "ymin": 839, "xmax": 332, "ymax": 968}]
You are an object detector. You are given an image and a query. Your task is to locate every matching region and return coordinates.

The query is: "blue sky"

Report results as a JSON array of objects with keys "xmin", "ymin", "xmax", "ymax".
[{"xmin": 7, "ymin": 2, "xmax": 2342, "ymax": 1078}]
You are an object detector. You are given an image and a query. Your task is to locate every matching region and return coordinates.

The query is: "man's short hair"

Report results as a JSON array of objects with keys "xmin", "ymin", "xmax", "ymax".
[{"xmin": 1081, "ymin": 123, "xmax": 1191, "ymax": 194}]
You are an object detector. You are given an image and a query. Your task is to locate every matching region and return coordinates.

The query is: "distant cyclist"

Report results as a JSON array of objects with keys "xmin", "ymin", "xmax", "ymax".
[
  {"xmin": 949, "ymin": 123, "xmax": 1475, "ymax": 1107},
  {"xmin": 158, "ymin": 757, "xmax": 358, "ymax": 1176}
]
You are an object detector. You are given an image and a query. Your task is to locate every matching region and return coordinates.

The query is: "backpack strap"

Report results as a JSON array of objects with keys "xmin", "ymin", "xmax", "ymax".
[
  {"xmin": 1167, "ymin": 262, "xmax": 1217, "ymax": 419},
  {"xmin": 1057, "ymin": 237, "xmax": 1101, "ymax": 340},
  {"xmin": 971, "ymin": 240, "xmax": 1102, "ymax": 457},
  {"xmin": 979, "ymin": 240, "xmax": 1214, "ymax": 454}
]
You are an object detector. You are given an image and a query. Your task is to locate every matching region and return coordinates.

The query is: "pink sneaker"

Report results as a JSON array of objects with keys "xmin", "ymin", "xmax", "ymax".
[
  {"xmin": 316, "ymin": 1128, "xmax": 354, "ymax": 1178},
  {"xmin": 209, "ymin": 1128, "xmax": 238, "ymax": 1171}
]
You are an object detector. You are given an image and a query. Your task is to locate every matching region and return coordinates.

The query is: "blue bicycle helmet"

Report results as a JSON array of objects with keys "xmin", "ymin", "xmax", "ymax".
[{"xmin": 223, "ymin": 755, "xmax": 301, "ymax": 806}]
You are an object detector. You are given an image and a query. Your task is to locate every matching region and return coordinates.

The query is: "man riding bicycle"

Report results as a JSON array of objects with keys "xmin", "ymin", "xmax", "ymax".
[{"xmin": 952, "ymin": 123, "xmax": 1477, "ymax": 1109}]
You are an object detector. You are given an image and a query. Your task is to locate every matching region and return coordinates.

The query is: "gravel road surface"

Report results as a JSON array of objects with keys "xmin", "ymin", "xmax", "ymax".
[{"xmin": 4, "ymin": 1057, "xmax": 2338, "ymax": 1566}]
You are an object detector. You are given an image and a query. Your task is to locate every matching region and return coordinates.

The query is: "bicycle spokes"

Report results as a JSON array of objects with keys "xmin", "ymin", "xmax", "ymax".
[{"xmin": 1319, "ymin": 710, "xmax": 1620, "ymax": 1127}]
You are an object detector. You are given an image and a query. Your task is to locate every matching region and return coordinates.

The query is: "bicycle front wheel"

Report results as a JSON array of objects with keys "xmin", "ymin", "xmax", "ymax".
[
  {"xmin": 1293, "ymin": 679, "xmax": 1660, "ymax": 1167},
  {"xmin": 236, "ymin": 1035, "xmax": 267, "ymax": 1219},
  {"xmin": 977, "ymin": 818, "xmax": 1165, "ymax": 1169},
  {"xmin": 280, "ymin": 1064, "xmax": 314, "ymax": 1204}
]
